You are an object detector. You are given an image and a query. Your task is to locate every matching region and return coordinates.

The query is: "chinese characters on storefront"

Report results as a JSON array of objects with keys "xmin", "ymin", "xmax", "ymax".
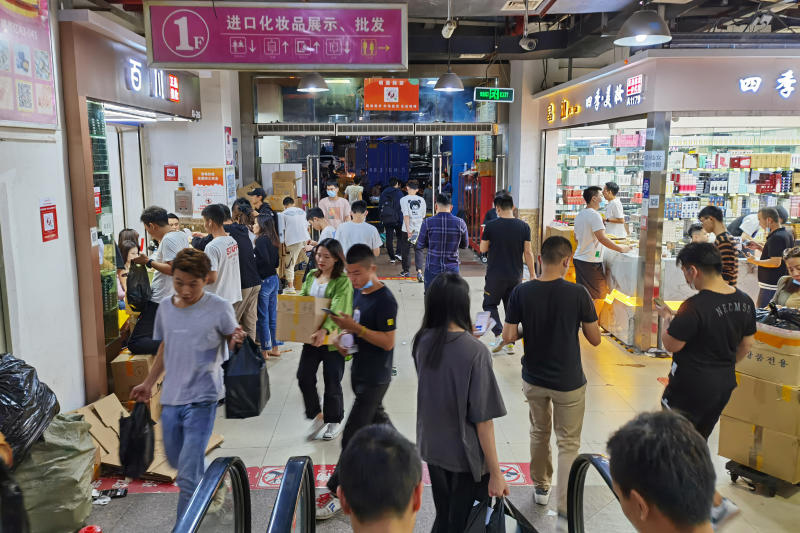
[
  {"xmin": 546, "ymin": 74, "xmax": 643, "ymax": 124},
  {"xmin": 145, "ymin": 2, "xmax": 407, "ymax": 70},
  {"xmin": 739, "ymin": 70, "xmax": 798, "ymax": 99},
  {"xmin": 124, "ymin": 57, "xmax": 195, "ymax": 115}
]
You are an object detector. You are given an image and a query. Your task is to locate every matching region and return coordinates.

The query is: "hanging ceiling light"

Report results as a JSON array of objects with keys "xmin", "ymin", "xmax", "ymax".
[
  {"xmin": 614, "ymin": 9, "xmax": 672, "ymax": 47},
  {"xmin": 297, "ymin": 72, "xmax": 329, "ymax": 93},
  {"xmin": 434, "ymin": 32, "xmax": 464, "ymax": 92}
]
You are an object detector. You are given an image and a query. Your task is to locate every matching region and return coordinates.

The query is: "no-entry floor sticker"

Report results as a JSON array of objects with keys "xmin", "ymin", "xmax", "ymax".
[{"xmin": 96, "ymin": 462, "xmax": 534, "ymax": 494}]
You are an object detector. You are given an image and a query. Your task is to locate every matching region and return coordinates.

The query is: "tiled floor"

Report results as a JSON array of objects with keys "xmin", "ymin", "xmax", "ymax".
[{"xmin": 89, "ymin": 274, "xmax": 800, "ymax": 532}]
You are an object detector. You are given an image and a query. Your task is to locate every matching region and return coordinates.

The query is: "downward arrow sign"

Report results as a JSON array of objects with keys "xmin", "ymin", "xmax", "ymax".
[
  {"xmin": 249, "ymin": 40, "xmax": 256, "ymax": 53},
  {"xmin": 344, "ymin": 41, "xmax": 350, "ymax": 54}
]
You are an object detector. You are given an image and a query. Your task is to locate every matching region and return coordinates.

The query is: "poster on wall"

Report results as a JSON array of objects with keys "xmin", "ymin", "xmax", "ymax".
[
  {"xmin": 192, "ymin": 166, "xmax": 235, "ymax": 217},
  {"xmin": 224, "ymin": 126, "xmax": 233, "ymax": 165},
  {"xmin": 39, "ymin": 198, "xmax": 57, "ymax": 242},
  {"xmin": 164, "ymin": 163, "xmax": 179, "ymax": 182},
  {"xmin": 0, "ymin": 0, "xmax": 57, "ymax": 128},
  {"xmin": 364, "ymin": 78, "xmax": 418, "ymax": 110}
]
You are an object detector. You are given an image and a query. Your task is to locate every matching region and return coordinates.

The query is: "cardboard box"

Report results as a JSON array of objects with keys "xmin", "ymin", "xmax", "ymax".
[
  {"xmin": 237, "ymin": 181, "xmax": 262, "ymax": 199},
  {"xmin": 719, "ymin": 415, "xmax": 800, "ymax": 484},
  {"xmin": 723, "ymin": 372, "xmax": 800, "ymax": 437},
  {"xmin": 276, "ymin": 294, "xmax": 331, "ymax": 343},
  {"xmin": 272, "ymin": 171, "xmax": 296, "ymax": 184},
  {"xmin": 273, "ymin": 182, "xmax": 297, "ymax": 199},
  {"xmin": 72, "ymin": 394, "xmax": 223, "ymax": 482},
  {"xmin": 110, "ymin": 352, "xmax": 154, "ymax": 402},
  {"xmin": 737, "ymin": 330, "xmax": 800, "ymax": 385},
  {"xmin": 476, "ymin": 161, "xmax": 494, "ymax": 176},
  {"xmin": 267, "ymin": 195, "xmax": 285, "ymax": 212},
  {"xmin": 119, "ymin": 380, "xmax": 163, "ymax": 422},
  {"xmin": 545, "ymin": 224, "xmax": 576, "ymax": 249}
]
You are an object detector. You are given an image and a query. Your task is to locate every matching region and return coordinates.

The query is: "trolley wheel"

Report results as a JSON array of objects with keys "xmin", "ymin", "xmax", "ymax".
[
  {"xmin": 768, "ymin": 487, "xmax": 777, "ymax": 497},
  {"xmin": 729, "ymin": 473, "xmax": 739, "ymax": 483},
  {"xmin": 480, "ymin": 255, "xmax": 488, "ymax": 264},
  {"xmin": 747, "ymin": 482, "xmax": 757, "ymax": 492}
]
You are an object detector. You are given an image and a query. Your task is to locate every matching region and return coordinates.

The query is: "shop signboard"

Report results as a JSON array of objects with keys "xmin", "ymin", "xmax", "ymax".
[
  {"xmin": 144, "ymin": 1, "xmax": 408, "ymax": 71},
  {"xmin": 192, "ymin": 166, "xmax": 236, "ymax": 217},
  {"xmin": 0, "ymin": 0, "xmax": 57, "ymax": 128},
  {"xmin": 473, "ymin": 87, "xmax": 514, "ymax": 103},
  {"xmin": 39, "ymin": 198, "xmax": 57, "ymax": 242},
  {"xmin": 364, "ymin": 78, "xmax": 418, "ymax": 111}
]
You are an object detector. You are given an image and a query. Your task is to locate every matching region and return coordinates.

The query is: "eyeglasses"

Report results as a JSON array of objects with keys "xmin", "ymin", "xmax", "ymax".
[{"xmin": 783, "ymin": 246, "xmax": 800, "ymax": 260}]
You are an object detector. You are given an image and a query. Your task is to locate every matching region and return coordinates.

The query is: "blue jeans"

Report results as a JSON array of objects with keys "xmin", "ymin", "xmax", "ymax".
[
  {"xmin": 257, "ymin": 275, "xmax": 280, "ymax": 351},
  {"xmin": 424, "ymin": 266, "xmax": 459, "ymax": 292},
  {"xmin": 161, "ymin": 401, "xmax": 218, "ymax": 521},
  {"xmin": 757, "ymin": 288, "xmax": 776, "ymax": 308}
]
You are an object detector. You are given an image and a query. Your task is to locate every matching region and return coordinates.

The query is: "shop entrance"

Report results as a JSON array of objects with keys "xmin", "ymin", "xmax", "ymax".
[{"xmin": 105, "ymin": 123, "xmax": 146, "ymax": 242}]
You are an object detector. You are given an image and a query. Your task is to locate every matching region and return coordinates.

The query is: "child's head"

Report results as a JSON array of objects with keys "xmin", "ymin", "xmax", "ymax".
[
  {"xmin": 351, "ymin": 200, "xmax": 368, "ymax": 222},
  {"xmin": 171, "ymin": 248, "xmax": 211, "ymax": 303},
  {"xmin": 202, "ymin": 204, "xmax": 227, "ymax": 232},
  {"xmin": 306, "ymin": 207, "xmax": 326, "ymax": 230},
  {"xmin": 346, "ymin": 244, "xmax": 378, "ymax": 289}
]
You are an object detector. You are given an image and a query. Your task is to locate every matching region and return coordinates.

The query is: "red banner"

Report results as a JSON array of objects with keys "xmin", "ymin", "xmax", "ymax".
[
  {"xmin": 364, "ymin": 78, "xmax": 418, "ymax": 111},
  {"xmin": 39, "ymin": 199, "xmax": 57, "ymax": 242}
]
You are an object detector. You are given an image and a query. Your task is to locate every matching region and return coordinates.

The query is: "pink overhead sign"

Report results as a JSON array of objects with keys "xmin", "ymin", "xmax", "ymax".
[{"xmin": 145, "ymin": 1, "xmax": 408, "ymax": 71}]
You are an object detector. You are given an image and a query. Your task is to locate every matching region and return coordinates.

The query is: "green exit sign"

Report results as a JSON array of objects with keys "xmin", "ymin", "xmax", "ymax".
[{"xmin": 473, "ymin": 87, "xmax": 515, "ymax": 103}]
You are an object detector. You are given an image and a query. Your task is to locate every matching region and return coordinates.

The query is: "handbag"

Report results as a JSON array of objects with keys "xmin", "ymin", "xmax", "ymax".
[
  {"xmin": 223, "ymin": 337, "xmax": 270, "ymax": 419},
  {"xmin": 118, "ymin": 403, "xmax": 155, "ymax": 479},
  {"xmin": 490, "ymin": 497, "xmax": 538, "ymax": 533}
]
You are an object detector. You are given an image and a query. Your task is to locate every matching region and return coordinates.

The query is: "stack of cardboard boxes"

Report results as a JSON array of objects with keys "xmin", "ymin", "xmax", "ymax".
[
  {"xmin": 719, "ymin": 323, "xmax": 800, "ymax": 483},
  {"xmin": 270, "ymin": 171, "xmax": 298, "ymax": 211}
]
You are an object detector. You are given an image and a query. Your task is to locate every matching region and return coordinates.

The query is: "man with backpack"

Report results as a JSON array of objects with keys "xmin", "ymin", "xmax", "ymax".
[{"xmin": 379, "ymin": 178, "xmax": 405, "ymax": 264}]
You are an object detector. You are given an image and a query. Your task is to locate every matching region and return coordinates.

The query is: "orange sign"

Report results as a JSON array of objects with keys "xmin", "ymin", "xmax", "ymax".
[
  {"xmin": 192, "ymin": 167, "xmax": 224, "ymax": 186},
  {"xmin": 364, "ymin": 78, "xmax": 419, "ymax": 111}
]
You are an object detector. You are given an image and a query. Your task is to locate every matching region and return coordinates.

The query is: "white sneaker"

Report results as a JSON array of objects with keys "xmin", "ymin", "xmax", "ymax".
[
  {"xmin": 504, "ymin": 344, "xmax": 515, "ymax": 355},
  {"xmin": 534, "ymin": 487, "xmax": 550, "ymax": 505},
  {"xmin": 306, "ymin": 416, "xmax": 325, "ymax": 441},
  {"xmin": 711, "ymin": 498, "xmax": 740, "ymax": 531},
  {"xmin": 489, "ymin": 337, "xmax": 503, "ymax": 349},
  {"xmin": 322, "ymin": 422, "xmax": 342, "ymax": 440},
  {"xmin": 315, "ymin": 491, "xmax": 342, "ymax": 520}
]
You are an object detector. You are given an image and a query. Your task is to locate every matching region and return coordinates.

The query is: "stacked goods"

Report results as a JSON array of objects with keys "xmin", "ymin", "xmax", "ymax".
[
  {"xmin": 272, "ymin": 171, "xmax": 297, "ymax": 199},
  {"xmin": 720, "ymin": 309, "xmax": 800, "ymax": 483}
]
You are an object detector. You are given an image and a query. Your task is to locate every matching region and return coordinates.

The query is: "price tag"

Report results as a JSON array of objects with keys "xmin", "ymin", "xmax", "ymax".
[{"xmin": 643, "ymin": 151, "xmax": 665, "ymax": 172}]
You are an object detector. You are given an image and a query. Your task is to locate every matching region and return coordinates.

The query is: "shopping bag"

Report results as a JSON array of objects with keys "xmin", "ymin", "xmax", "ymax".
[
  {"xmin": 0, "ymin": 353, "xmax": 59, "ymax": 466},
  {"xmin": 126, "ymin": 263, "xmax": 151, "ymax": 313},
  {"xmin": 464, "ymin": 498, "xmax": 492, "ymax": 533},
  {"xmin": 489, "ymin": 497, "xmax": 538, "ymax": 533},
  {"xmin": 118, "ymin": 402, "xmax": 155, "ymax": 479},
  {"xmin": 223, "ymin": 337, "xmax": 270, "ymax": 419}
]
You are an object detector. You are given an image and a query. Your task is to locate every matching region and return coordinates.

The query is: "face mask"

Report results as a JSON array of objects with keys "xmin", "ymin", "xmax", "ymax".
[
  {"xmin": 362, "ymin": 280, "xmax": 374, "ymax": 290},
  {"xmin": 793, "ymin": 279, "xmax": 800, "ymax": 286},
  {"xmin": 327, "ymin": 190, "xmax": 337, "ymax": 198},
  {"xmin": 599, "ymin": 199, "xmax": 608, "ymax": 209}
]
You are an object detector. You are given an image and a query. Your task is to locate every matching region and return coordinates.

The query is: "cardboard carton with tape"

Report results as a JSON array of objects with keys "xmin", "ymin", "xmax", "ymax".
[
  {"xmin": 736, "ymin": 324, "xmax": 800, "ymax": 385},
  {"xmin": 275, "ymin": 294, "xmax": 331, "ymax": 344}
]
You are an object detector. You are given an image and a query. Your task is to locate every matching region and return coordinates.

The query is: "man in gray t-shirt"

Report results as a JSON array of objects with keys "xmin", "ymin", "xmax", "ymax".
[{"xmin": 128, "ymin": 207, "xmax": 190, "ymax": 354}]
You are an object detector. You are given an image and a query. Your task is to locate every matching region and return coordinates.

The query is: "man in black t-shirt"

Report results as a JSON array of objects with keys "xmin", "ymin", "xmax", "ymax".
[
  {"xmin": 656, "ymin": 242, "xmax": 756, "ymax": 529},
  {"xmin": 315, "ymin": 244, "xmax": 398, "ymax": 521},
  {"xmin": 502, "ymin": 236, "xmax": 601, "ymax": 516},
  {"xmin": 480, "ymin": 191, "xmax": 536, "ymax": 354},
  {"xmin": 747, "ymin": 207, "xmax": 795, "ymax": 307}
]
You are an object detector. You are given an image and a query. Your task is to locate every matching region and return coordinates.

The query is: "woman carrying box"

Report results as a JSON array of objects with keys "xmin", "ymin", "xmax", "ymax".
[{"xmin": 296, "ymin": 238, "xmax": 353, "ymax": 441}]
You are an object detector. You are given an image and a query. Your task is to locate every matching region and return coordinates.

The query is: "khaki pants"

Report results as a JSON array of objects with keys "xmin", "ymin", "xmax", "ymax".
[
  {"xmin": 282, "ymin": 242, "xmax": 305, "ymax": 288},
  {"xmin": 233, "ymin": 286, "xmax": 259, "ymax": 342},
  {"xmin": 523, "ymin": 381, "xmax": 586, "ymax": 514}
]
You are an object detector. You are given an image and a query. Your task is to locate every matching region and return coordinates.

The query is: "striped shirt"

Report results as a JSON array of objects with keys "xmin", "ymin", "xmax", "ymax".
[
  {"xmin": 416, "ymin": 212, "xmax": 469, "ymax": 274},
  {"xmin": 715, "ymin": 232, "xmax": 738, "ymax": 287}
]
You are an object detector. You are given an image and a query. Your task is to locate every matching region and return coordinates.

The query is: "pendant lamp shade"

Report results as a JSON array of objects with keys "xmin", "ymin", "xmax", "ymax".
[
  {"xmin": 297, "ymin": 72, "xmax": 330, "ymax": 93},
  {"xmin": 434, "ymin": 71, "xmax": 464, "ymax": 92},
  {"xmin": 614, "ymin": 10, "xmax": 672, "ymax": 47}
]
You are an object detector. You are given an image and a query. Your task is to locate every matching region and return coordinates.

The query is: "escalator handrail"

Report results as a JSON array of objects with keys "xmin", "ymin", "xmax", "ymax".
[
  {"xmin": 267, "ymin": 456, "xmax": 316, "ymax": 533},
  {"xmin": 566, "ymin": 453, "xmax": 617, "ymax": 533},
  {"xmin": 174, "ymin": 456, "xmax": 252, "ymax": 533}
]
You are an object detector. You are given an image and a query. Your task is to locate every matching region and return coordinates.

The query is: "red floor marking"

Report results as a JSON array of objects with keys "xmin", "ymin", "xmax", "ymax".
[{"xmin": 97, "ymin": 463, "xmax": 535, "ymax": 493}]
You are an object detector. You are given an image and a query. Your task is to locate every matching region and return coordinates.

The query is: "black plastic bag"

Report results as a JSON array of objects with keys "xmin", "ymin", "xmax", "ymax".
[
  {"xmin": 0, "ymin": 353, "xmax": 59, "ymax": 466},
  {"xmin": 466, "ymin": 498, "xmax": 508, "ymax": 533},
  {"xmin": 0, "ymin": 461, "xmax": 29, "ymax": 533},
  {"xmin": 126, "ymin": 263, "xmax": 152, "ymax": 313},
  {"xmin": 119, "ymin": 403, "xmax": 154, "ymax": 479},
  {"xmin": 490, "ymin": 498, "xmax": 538, "ymax": 533},
  {"xmin": 223, "ymin": 337, "xmax": 270, "ymax": 419}
]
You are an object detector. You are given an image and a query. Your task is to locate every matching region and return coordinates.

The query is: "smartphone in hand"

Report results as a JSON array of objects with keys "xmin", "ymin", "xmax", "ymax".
[{"xmin": 322, "ymin": 308, "xmax": 340, "ymax": 317}]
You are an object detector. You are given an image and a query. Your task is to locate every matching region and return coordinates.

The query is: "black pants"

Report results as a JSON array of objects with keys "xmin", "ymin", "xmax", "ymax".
[
  {"xmin": 662, "ymin": 379, "xmax": 734, "ymax": 440},
  {"xmin": 482, "ymin": 277, "xmax": 521, "ymax": 337},
  {"xmin": 428, "ymin": 464, "xmax": 489, "ymax": 533},
  {"xmin": 296, "ymin": 344, "xmax": 345, "ymax": 423},
  {"xmin": 384, "ymin": 223, "xmax": 403, "ymax": 258},
  {"xmin": 128, "ymin": 300, "xmax": 161, "ymax": 354},
  {"xmin": 400, "ymin": 233, "xmax": 425, "ymax": 273},
  {"xmin": 326, "ymin": 381, "xmax": 392, "ymax": 494}
]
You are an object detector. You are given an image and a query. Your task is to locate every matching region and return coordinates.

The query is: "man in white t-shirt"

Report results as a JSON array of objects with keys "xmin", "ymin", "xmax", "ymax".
[
  {"xmin": 279, "ymin": 197, "xmax": 311, "ymax": 294},
  {"xmin": 201, "ymin": 204, "xmax": 242, "ymax": 304},
  {"xmin": 602, "ymin": 182, "xmax": 627, "ymax": 237},
  {"xmin": 573, "ymin": 186, "xmax": 631, "ymax": 313},
  {"xmin": 399, "ymin": 179, "xmax": 427, "ymax": 282},
  {"xmin": 336, "ymin": 201, "xmax": 382, "ymax": 256},
  {"xmin": 129, "ymin": 206, "xmax": 191, "ymax": 354}
]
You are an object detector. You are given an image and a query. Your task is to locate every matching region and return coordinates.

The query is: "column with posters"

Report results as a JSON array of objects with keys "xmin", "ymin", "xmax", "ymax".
[{"xmin": 0, "ymin": 0, "xmax": 57, "ymax": 127}]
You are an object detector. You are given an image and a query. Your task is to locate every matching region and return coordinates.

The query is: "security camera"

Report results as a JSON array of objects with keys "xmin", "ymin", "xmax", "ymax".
[
  {"xmin": 466, "ymin": 102, "xmax": 473, "ymax": 110},
  {"xmin": 442, "ymin": 19, "xmax": 457, "ymax": 39},
  {"xmin": 519, "ymin": 36, "xmax": 538, "ymax": 51}
]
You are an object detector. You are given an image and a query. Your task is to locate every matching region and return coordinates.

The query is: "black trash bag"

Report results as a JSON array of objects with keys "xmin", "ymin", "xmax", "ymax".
[
  {"xmin": 223, "ymin": 336, "xmax": 270, "ymax": 419},
  {"xmin": 466, "ymin": 498, "xmax": 508, "ymax": 533},
  {"xmin": 489, "ymin": 498, "xmax": 538, "ymax": 533},
  {"xmin": 0, "ymin": 353, "xmax": 59, "ymax": 466},
  {"xmin": 126, "ymin": 263, "xmax": 152, "ymax": 313},
  {"xmin": 119, "ymin": 402, "xmax": 155, "ymax": 479},
  {"xmin": 0, "ymin": 461, "xmax": 29, "ymax": 533}
]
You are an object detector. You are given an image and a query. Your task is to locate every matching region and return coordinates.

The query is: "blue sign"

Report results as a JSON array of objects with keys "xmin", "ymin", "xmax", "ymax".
[{"xmin": 642, "ymin": 177, "xmax": 650, "ymax": 199}]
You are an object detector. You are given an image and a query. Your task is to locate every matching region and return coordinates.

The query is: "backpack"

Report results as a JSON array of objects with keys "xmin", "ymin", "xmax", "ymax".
[
  {"xmin": 380, "ymin": 189, "xmax": 402, "ymax": 225},
  {"xmin": 727, "ymin": 215, "xmax": 745, "ymax": 236}
]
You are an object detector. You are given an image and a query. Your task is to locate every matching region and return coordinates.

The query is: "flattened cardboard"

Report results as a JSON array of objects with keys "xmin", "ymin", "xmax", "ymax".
[
  {"xmin": 93, "ymin": 394, "xmax": 129, "ymax": 436},
  {"xmin": 276, "ymin": 294, "xmax": 331, "ymax": 344},
  {"xmin": 724, "ymin": 372, "xmax": 800, "ymax": 437},
  {"xmin": 719, "ymin": 415, "xmax": 800, "ymax": 484}
]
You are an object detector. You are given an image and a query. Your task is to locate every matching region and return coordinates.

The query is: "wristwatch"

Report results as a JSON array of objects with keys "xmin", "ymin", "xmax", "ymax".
[{"xmin": 146, "ymin": 259, "xmax": 153, "ymax": 268}]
